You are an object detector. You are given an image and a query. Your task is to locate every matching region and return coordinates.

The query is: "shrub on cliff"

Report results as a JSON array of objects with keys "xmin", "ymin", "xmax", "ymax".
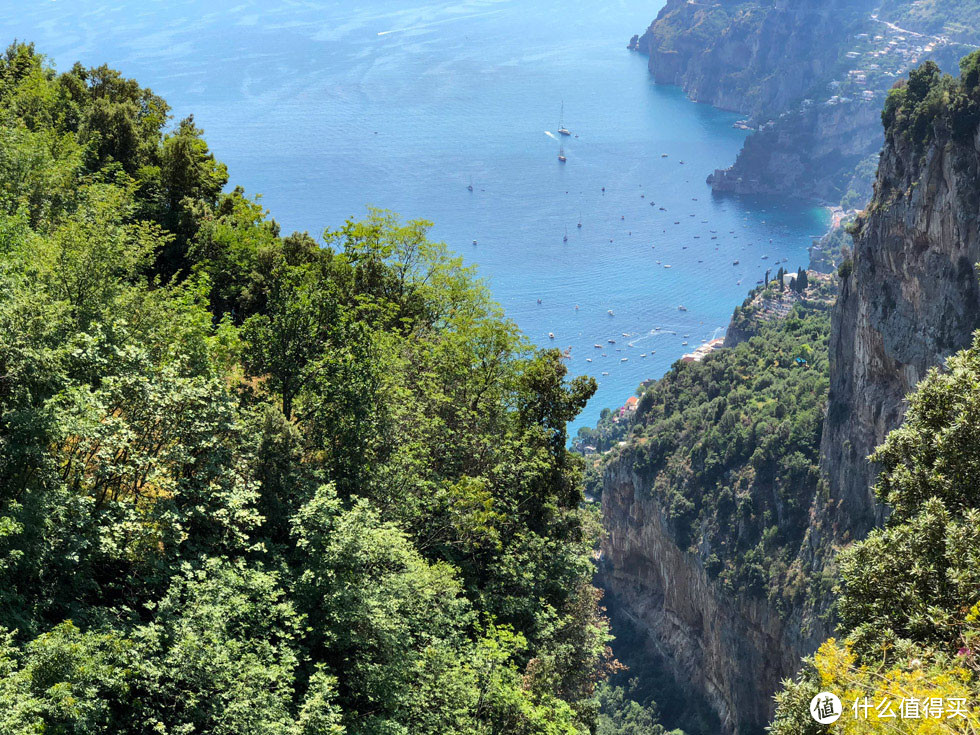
[{"xmin": 883, "ymin": 52, "xmax": 980, "ymax": 148}]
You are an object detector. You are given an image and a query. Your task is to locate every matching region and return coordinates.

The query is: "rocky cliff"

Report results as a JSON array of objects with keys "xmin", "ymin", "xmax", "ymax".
[
  {"xmin": 602, "ymin": 457, "xmax": 825, "ymax": 735},
  {"xmin": 820, "ymin": 70, "xmax": 980, "ymax": 543},
  {"xmin": 639, "ymin": 0, "xmax": 871, "ymax": 116},
  {"xmin": 633, "ymin": 0, "xmax": 965, "ymax": 203},
  {"xmin": 599, "ymin": 294, "xmax": 835, "ymax": 734},
  {"xmin": 708, "ymin": 101, "xmax": 882, "ymax": 203},
  {"xmin": 600, "ymin": 55, "xmax": 980, "ymax": 734}
]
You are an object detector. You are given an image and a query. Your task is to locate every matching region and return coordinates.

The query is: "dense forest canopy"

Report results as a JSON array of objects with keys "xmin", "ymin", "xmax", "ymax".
[{"xmin": 0, "ymin": 42, "xmax": 617, "ymax": 734}]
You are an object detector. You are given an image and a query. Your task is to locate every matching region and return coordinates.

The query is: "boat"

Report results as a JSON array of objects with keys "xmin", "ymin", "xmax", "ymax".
[
  {"xmin": 682, "ymin": 342, "xmax": 688, "ymax": 346},
  {"xmin": 607, "ymin": 310, "xmax": 614, "ymax": 316},
  {"xmin": 733, "ymin": 260, "xmax": 739, "ymax": 265},
  {"xmin": 761, "ymin": 255, "xmax": 769, "ymax": 260},
  {"xmin": 594, "ymin": 344, "xmax": 602, "ymax": 348},
  {"xmin": 608, "ymin": 339, "xmax": 616, "ymax": 344},
  {"xmin": 558, "ymin": 142, "xmax": 566, "ymax": 163},
  {"xmin": 663, "ymin": 264, "xmax": 671, "ymax": 269},
  {"xmin": 678, "ymin": 305, "xmax": 688, "ymax": 311},
  {"xmin": 557, "ymin": 102, "xmax": 571, "ymax": 136},
  {"xmin": 586, "ymin": 358, "xmax": 592, "ymax": 362},
  {"xmin": 602, "ymin": 372, "xmax": 609, "ymax": 376},
  {"xmin": 577, "ymin": 213, "xmax": 582, "ymax": 229},
  {"xmin": 621, "ymin": 358, "xmax": 628, "ymax": 362},
  {"xmin": 549, "ymin": 332, "xmax": 555, "ymax": 339},
  {"xmin": 467, "ymin": 177, "xmax": 473, "ymax": 192},
  {"xmin": 563, "ymin": 226, "xmax": 568, "ymax": 243}
]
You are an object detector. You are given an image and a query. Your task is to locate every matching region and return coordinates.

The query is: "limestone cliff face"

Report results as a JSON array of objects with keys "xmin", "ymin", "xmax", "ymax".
[
  {"xmin": 640, "ymin": 0, "xmax": 870, "ymax": 116},
  {"xmin": 601, "ymin": 456, "xmax": 825, "ymax": 735},
  {"xmin": 708, "ymin": 101, "xmax": 882, "ymax": 203},
  {"xmin": 820, "ymin": 117, "xmax": 980, "ymax": 541},
  {"xmin": 599, "ymin": 77, "xmax": 980, "ymax": 734},
  {"xmin": 635, "ymin": 0, "xmax": 878, "ymax": 203}
]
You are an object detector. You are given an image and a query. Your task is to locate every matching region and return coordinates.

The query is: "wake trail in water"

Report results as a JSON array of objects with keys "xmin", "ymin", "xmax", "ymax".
[
  {"xmin": 628, "ymin": 328, "xmax": 679, "ymax": 347},
  {"xmin": 544, "ymin": 131, "xmax": 558, "ymax": 140},
  {"xmin": 377, "ymin": 9, "xmax": 505, "ymax": 36}
]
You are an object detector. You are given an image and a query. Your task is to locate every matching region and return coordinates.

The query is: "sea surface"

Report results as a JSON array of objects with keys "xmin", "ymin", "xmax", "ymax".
[{"xmin": 6, "ymin": 0, "xmax": 829, "ymax": 434}]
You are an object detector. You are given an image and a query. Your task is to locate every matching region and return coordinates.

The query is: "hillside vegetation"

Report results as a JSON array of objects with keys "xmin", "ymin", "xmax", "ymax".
[
  {"xmin": 878, "ymin": 0, "xmax": 980, "ymax": 45},
  {"xmin": 771, "ymin": 330, "xmax": 980, "ymax": 734},
  {"xmin": 608, "ymin": 293, "xmax": 833, "ymax": 611},
  {"xmin": 0, "ymin": 43, "xmax": 615, "ymax": 734}
]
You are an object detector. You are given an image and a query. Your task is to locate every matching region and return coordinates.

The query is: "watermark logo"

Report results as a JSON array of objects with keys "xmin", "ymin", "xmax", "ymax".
[{"xmin": 810, "ymin": 692, "xmax": 843, "ymax": 724}]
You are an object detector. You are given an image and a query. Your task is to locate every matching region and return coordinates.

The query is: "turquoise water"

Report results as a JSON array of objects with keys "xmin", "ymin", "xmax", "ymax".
[{"xmin": 5, "ymin": 0, "xmax": 828, "ymax": 433}]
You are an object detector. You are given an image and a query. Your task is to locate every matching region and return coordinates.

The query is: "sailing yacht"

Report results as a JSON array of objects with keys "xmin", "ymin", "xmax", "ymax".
[
  {"xmin": 558, "ymin": 142, "xmax": 566, "ymax": 163},
  {"xmin": 467, "ymin": 177, "xmax": 473, "ymax": 192},
  {"xmin": 558, "ymin": 101, "xmax": 571, "ymax": 136},
  {"xmin": 563, "ymin": 226, "xmax": 568, "ymax": 242},
  {"xmin": 577, "ymin": 213, "xmax": 582, "ymax": 228}
]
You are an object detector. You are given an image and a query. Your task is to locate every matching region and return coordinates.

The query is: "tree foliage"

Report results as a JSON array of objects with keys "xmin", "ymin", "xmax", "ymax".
[{"xmin": 0, "ymin": 43, "xmax": 610, "ymax": 734}]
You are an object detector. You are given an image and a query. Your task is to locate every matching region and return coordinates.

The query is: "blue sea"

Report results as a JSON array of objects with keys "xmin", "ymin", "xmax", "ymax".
[{"xmin": 6, "ymin": 0, "xmax": 829, "ymax": 434}]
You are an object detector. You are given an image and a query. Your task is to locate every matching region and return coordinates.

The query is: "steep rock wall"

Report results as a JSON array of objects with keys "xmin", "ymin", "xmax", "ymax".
[
  {"xmin": 601, "ymin": 455, "xmax": 824, "ymax": 735},
  {"xmin": 639, "ymin": 0, "xmax": 872, "ymax": 116},
  {"xmin": 820, "ymin": 116, "xmax": 980, "ymax": 541},
  {"xmin": 708, "ymin": 101, "xmax": 882, "ymax": 204},
  {"xmin": 600, "ymin": 56, "xmax": 980, "ymax": 735}
]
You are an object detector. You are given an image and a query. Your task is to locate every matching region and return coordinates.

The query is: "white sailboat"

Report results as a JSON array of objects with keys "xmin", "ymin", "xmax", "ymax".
[{"xmin": 558, "ymin": 101, "xmax": 571, "ymax": 136}]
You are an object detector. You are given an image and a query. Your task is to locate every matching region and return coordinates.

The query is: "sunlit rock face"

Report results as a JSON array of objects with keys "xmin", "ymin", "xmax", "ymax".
[{"xmin": 821, "ymin": 114, "xmax": 980, "ymax": 547}]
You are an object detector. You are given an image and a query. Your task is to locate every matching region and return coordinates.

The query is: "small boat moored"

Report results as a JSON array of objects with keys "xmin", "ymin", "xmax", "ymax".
[{"xmin": 557, "ymin": 102, "xmax": 571, "ymax": 136}]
